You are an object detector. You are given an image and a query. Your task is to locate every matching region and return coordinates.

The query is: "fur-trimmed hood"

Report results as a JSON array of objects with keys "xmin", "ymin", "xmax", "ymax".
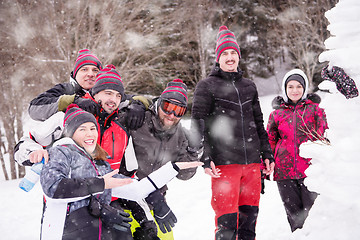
[
  {"xmin": 281, "ymin": 69, "xmax": 309, "ymax": 103},
  {"xmin": 272, "ymin": 93, "xmax": 322, "ymax": 109}
]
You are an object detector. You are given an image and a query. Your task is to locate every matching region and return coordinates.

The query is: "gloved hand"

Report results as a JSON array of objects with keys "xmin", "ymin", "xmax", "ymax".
[
  {"xmin": 88, "ymin": 196, "xmax": 132, "ymax": 232},
  {"xmin": 260, "ymin": 172, "xmax": 270, "ymax": 194},
  {"xmin": 100, "ymin": 204, "xmax": 133, "ymax": 232},
  {"xmin": 58, "ymin": 94, "xmax": 76, "ymax": 111},
  {"xmin": 126, "ymin": 101, "xmax": 146, "ymax": 130},
  {"xmin": 74, "ymin": 98, "xmax": 101, "ymax": 116},
  {"xmin": 145, "ymin": 190, "xmax": 177, "ymax": 233},
  {"xmin": 133, "ymin": 221, "xmax": 160, "ymax": 240}
]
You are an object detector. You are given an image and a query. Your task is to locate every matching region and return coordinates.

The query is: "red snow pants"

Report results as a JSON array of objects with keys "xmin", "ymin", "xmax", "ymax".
[{"xmin": 211, "ymin": 163, "xmax": 261, "ymax": 240}]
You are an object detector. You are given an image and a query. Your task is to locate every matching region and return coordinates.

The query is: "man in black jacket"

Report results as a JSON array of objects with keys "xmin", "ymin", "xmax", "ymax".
[
  {"xmin": 191, "ymin": 25, "xmax": 275, "ymax": 240},
  {"xmin": 28, "ymin": 49, "xmax": 103, "ymax": 121}
]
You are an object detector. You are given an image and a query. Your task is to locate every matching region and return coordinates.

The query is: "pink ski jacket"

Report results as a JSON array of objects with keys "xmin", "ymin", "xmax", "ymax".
[{"xmin": 267, "ymin": 95, "xmax": 328, "ymax": 180}]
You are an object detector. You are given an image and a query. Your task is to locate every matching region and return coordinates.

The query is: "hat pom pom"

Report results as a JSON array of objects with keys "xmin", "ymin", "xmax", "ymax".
[
  {"xmin": 173, "ymin": 79, "xmax": 184, "ymax": 83},
  {"xmin": 65, "ymin": 103, "xmax": 80, "ymax": 113},
  {"xmin": 104, "ymin": 64, "xmax": 116, "ymax": 70},
  {"xmin": 219, "ymin": 25, "xmax": 228, "ymax": 31}
]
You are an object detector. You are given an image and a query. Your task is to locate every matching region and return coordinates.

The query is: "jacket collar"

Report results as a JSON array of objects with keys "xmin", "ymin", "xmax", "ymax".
[
  {"xmin": 54, "ymin": 137, "xmax": 94, "ymax": 159},
  {"xmin": 69, "ymin": 75, "xmax": 87, "ymax": 96},
  {"xmin": 209, "ymin": 62, "xmax": 243, "ymax": 82}
]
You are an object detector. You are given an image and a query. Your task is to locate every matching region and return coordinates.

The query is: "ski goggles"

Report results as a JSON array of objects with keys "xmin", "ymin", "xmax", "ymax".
[{"xmin": 159, "ymin": 99, "xmax": 187, "ymax": 117}]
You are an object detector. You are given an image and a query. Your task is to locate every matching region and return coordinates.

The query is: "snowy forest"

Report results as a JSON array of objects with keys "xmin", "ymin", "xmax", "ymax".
[{"xmin": 0, "ymin": 0, "xmax": 338, "ymax": 180}]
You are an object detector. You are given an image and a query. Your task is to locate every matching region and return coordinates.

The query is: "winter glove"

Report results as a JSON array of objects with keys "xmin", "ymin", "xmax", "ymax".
[
  {"xmin": 260, "ymin": 172, "xmax": 270, "ymax": 194},
  {"xmin": 145, "ymin": 190, "xmax": 177, "ymax": 233},
  {"xmin": 58, "ymin": 94, "xmax": 76, "ymax": 111},
  {"xmin": 88, "ymin": 195, "xmax": 132, "ymax": 232},
  {"xmin": 126, "ymin": 101, "xmax": 146, "ymax": 130},
  {"xmin": 74, "ymin": 98, "xmax": 101, "ymax": 116},
  {"xmin": 133, "ymin": 221, "xmax": 160, "ymax": 240},
  {"xmin": 100, "ymin": 204, "xmax": 133, "ymax": 232}
]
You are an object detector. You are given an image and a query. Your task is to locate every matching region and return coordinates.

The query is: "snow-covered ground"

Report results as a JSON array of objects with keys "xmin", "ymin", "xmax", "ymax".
[{"xmin": 1, "ymin": 0, "xmax": 360, "ymax": 239}]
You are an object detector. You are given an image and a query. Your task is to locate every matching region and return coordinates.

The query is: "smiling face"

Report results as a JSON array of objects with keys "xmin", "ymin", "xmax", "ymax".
[
  {"xmin": 75, "ymin": 65, "xmax": 100, "ymax": 90},
  {"xmin": 93, "ymin": 89, "xmax": 122, "ymax": 114},
  {"xmin": 286, "ymin": 80, "xmax": 305, "ymax": 103},
  {"xmin": 218, "ymin": 49, "xmax": 240, "ymax": 72},
  {"xmin": 72, "ymin": 122, "xmax": 98, "ymax": 154}
]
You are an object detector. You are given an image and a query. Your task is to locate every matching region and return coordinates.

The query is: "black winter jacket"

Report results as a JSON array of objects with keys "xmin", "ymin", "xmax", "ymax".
[
  {"xmin": 192, "ymin": 65, "xmax": 273, "ymax": 167},
  {"xmin": 28, "ymin": 76, "xmax": 85, "ymax": 121}
]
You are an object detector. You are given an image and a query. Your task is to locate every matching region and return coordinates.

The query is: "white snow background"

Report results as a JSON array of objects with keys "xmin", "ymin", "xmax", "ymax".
[{"xmin": 1, "ymin": 0, "xmax": 360, "ymax": 239}]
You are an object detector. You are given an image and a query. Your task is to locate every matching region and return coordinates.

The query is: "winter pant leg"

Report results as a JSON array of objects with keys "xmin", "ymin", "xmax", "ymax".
[
  {"xmin": 211, "ymin": 164, "xmax": 261, "ymax": 240},
  {"xmin": 237, "ymin": 164, "xmax": 261, "ymax": 240},
  {"xmin": 215, "ymin": 213, "xmax": 238, "ymax": 240},
  {"xmin": 298, "ymin": 178, "xmax": 319, "ymax": 212},
  {"xmin": 211, "ymin": 165, "xmax": 242, "ymax": 239},
  {"xmin": 125, "ymin": 210, "xmax": 174, "ymax": 240},
  {"xmin": 237, "ymin": 206, "xmax": 259, "ymax": 240},
  {"xmin": 277, "ymin": 179, "xmax": 308, "ymax": 232}
]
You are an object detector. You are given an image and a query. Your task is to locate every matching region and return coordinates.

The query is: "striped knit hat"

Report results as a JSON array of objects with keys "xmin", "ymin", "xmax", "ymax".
[
  {"xmin": 215, "ymin": 26, "xmax": 241, "ymax": 62},
  {"xmin": 63, "ymin": 104, "xmax": 98, "ymax": 137},
  {"xmin": 72, "ymin": 49, "xmax": 103, "ymax": 78},
  {"xmin": 91, "ymin": 65, "xmax": 124, "ymax": 99},
  {"xmin": 160, "ymin": 79, "xmax": 188, "ymax": 106}
]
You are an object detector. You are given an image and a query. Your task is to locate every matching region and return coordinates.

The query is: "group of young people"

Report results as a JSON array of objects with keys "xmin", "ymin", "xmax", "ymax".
[{"xmin": 14, "ymin": 25, "xmax": 328, "ymax": 240}]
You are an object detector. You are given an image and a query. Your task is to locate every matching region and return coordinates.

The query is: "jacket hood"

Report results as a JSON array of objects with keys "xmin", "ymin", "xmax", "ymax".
[
  {"xmin": 272, "ymin": 93, "xmax": 322, "ymax": 109},
  {"xmin": 282, "ymin": 69, "xmax": 309, "ymax": 103},
  {"xmin": 53, "ymin": 137, "xmax": 92, "ymax": 158},
  {"xmin": 53, "ymin": 137, "xmax": 76, "ymax": 146}
]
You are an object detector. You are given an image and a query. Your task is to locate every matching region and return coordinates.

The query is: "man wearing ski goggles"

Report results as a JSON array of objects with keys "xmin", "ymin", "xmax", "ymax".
[
  {"xmin": 159, "ymin": 98, "xmax": 187, "ymax": 118},
  {"xmin": 156, "ymin": 79, "xmax": 188, "ymax": 130},
  {"xmin": 122, "ymin": 79, "xmax": 201, "ymax": 239}
]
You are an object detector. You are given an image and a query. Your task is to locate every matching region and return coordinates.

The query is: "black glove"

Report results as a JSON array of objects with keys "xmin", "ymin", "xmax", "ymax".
[
  {"xmin": 100, "ymin": 204, "xmax": 133, "ymax": 232},
  {"xmin": 260, "ymin": 172, "xmax": 270, "ymax": 194},
  {"xmin": 74, "ymin": 98, "xmax": 101, "ymax": 116},
  {"xmin": 126, "ymin": 101, "xmax": 146, "ymax": 130},
  {"xmin": 145, "ymin": 190, "xmax": 177, "ymax": 233},
  {"xmin": 88, "ymin": 195, "xmax": 132, "ymax": 232},
  {"xmin": 133, "ymin": 221, "xmax": 160, "ymax": 240}
]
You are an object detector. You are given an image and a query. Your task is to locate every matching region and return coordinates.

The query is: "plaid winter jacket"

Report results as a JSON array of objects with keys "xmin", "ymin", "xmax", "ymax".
[{"xmin": 267, "ymin": 95, "xmax": 328, "ymax": 180}]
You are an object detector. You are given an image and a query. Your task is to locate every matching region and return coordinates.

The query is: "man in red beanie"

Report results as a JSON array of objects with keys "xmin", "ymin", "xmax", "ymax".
[
  {"xmin": 28, "ymin": 49, "xmax": 103, "ymax": 121},
  {"xmin": 191, "ymin": 25, "xmax": 275, "ymax": 240},
  {"xmin": 118, "ymin": 79, "xmax": 200, "ymax": 240}
]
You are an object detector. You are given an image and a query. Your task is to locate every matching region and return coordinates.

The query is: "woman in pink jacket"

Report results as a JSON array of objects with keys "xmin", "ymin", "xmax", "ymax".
[{"xmin": 267, "ymin": 69, "xmax": 328, "ymax": 232}]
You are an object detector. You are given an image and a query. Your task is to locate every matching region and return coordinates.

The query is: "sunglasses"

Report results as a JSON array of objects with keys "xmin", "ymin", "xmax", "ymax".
[{"xmin": 160, "ymin": 99, "xmax": 187, "ymax": 117}]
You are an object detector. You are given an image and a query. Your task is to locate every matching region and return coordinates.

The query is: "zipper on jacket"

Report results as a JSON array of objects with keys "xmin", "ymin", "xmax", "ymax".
[
  {"xmin": 232, "ymin": 81, "xmax": 248, "ymax": 164},
  {"xmin": 293, "ymin": 105, "xmax": 298, "ymax": 178},
  {"xmin": 112, "ymin": 132, "xmax": 115, "ymax": 159}
]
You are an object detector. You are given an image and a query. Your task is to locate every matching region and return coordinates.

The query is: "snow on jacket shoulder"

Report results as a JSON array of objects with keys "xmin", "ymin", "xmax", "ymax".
[
  {"xmin": 192, "ymin": 65, "xmax": 273, "ymax": 166},
  {"xmin": 266, "ymin": 94, "xmax": 328, "ymax": 180}
]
